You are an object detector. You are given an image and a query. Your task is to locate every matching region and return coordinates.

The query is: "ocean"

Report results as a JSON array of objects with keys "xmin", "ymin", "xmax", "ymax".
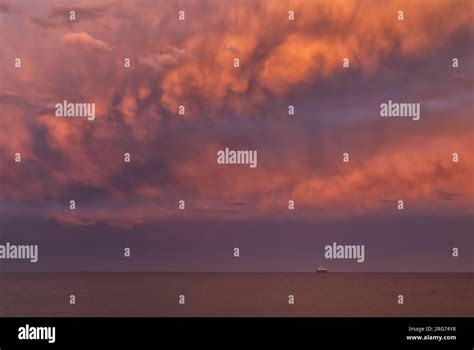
[{"xmin": 1, "ymin": 273, "xmax": 472, "ymax": 317}]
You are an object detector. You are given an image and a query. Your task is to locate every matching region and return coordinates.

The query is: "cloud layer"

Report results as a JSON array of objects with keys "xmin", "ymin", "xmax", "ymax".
[{"xmin": 0, "ymin": 0, "xmax": 472, "ymax": 231}]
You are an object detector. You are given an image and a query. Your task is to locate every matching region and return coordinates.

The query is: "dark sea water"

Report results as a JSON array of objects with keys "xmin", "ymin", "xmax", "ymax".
[{"xmin": 1, "ymin": 273, "xmax": 472, "ymax": 317}]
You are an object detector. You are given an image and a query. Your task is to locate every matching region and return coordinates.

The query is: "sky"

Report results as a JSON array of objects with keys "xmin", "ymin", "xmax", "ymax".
[{"xmin": 0, "ymin": 0, "xmax": 473, "ymax": 272}]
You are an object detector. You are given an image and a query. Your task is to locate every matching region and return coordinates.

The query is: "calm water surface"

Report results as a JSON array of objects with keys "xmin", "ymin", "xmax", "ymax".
[{"xmin": 1, "ymin": 273, "xmax": 472, "ymax": 317}]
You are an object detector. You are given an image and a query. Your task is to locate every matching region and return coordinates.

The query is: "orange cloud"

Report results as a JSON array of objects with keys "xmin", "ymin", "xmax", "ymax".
[
  {"xmin": 159, "ymin": 0, "xmax": 474, "ymax": 111},
  {"xmin": 0, "ymin": 0, "xmax": 472, "ymax": 228},
  {"xmin": 62, "ymin": 32, "xmax": 111, "ymax": 50}
]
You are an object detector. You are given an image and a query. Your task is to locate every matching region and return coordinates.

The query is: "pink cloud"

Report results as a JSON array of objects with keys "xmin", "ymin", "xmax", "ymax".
[{"xmin": 62, "ymin": 32, "xmax": 111, "ymax": 50}]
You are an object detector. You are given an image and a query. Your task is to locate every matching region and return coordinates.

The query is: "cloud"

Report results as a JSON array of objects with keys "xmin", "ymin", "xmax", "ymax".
[
  {"xmin": 30, "ymin": 16, "xmax": 57, "ymax": 29},
  {"xmin": 0, "ymin": 1, "xmax": 11, "ymax": 13},
  {"xmin": 157, "ymin": 0, "xmax": 474, "ymax": 114},
  {"xmin": 49, "ymin": 2, "xmax": 117, "ymax": 21},
  {"xmin": 0, "ymin": 0, "xmax": 472, "ymax": 229},
  {"xmin": 139, "ymin": 46, "xmax": 189, "ymax": 73},
  {"xmin": 436, "ymin": 191, "xmax": 463, "ymax": 201},
  {"xmin": 62, "ymin": 32, "xmax": 111, "ymax": 50}
]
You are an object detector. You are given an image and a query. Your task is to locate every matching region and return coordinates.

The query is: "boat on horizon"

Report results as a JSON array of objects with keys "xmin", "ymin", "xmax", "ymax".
[{"xmin": 316, "ymin": 267, "xmax": 327, "ymax": 273}]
